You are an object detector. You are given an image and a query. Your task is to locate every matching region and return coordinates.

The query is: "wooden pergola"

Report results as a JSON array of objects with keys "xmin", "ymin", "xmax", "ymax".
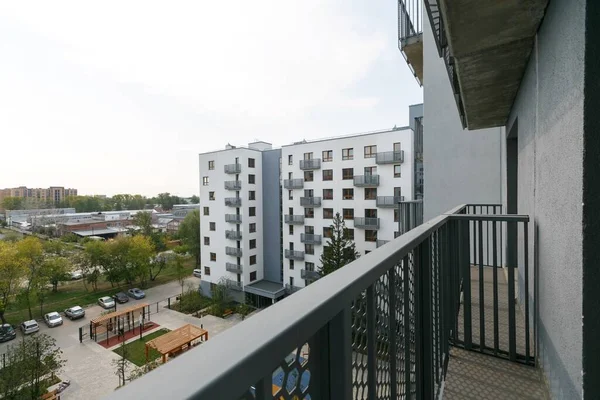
[
  {"xmin": 90, "ymin": 303, "xmax": 149, "ymax": 343},
  {"xmin": 145, "ymin": 324, "xmax": 208, "ymax": 363}
]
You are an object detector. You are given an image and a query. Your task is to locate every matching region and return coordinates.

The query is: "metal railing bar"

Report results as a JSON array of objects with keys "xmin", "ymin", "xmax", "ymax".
[
  {"xmin": 478, "ymin": 220, "xmax": 485, "ymax": 352},
  {"xmin": 492, "ymin": 221, "xmax": 499, "ymax": 356},
  {"xmin": 366, "ymin": 284, "xmax": 377, "ymax": 400},
  {"xmin": 388, "ymin": 268, "xmax": 398, "ymax": 399},
  {"xmin": 507, "ymin": 220, "xmax": 517, "ymax": 362},
  {"xmin": 447, "ymin": 214, "xmax": 529, "ymax": 222},
  {"xmin": 403, "ymin": 254, "xmax": 411, "ymax": 397},
  {"xmin": 524, "ymin": 220, "xmax": 531, "ymax": 364},
  {"xmin": 462, "ymin": 219, "xmax": 472, "ymax": 350}
]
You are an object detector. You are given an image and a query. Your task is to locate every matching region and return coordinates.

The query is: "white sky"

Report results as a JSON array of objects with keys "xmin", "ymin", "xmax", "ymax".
[{"xmin": 0, "ymin": 1, "xmax": 422, "ymax": 197}]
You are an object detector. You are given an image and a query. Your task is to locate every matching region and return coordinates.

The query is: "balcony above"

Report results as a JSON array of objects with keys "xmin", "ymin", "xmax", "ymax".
[
  {"xmin": 224, "ymin": 180, "xmax": 242, "ymax": 191},
  {"xmin": 425, "ymin": 0, "xmax": 548, "ymax": 129},
  {"xmin": 224, "ymin": 163, "xmax": 241, "ymax": 174},
  {"xmin": 284, "ymin": 249, "xmax": 305, "ymax": 261},
  {"xmin": 225, "ymin": 279, "xmax": 243, "ymax": 291},
  {"xmin": 283, "ymin": 179, "xmax": 304, "ymax": 190},
  {"xmin": 376, "ymin": 195, "xmax": 404, "ymax": 208},
  {"xmin": 353, "ymin": 175, "xmax": 380, "ymax": 187},
  {"xmin": 301, "ymin": 269, "xmax": 321, "ymax": 281},
  {"xmin": 225, "ymin": 214, "xmax": 242, "ymax": 224},
  {"xmin": 225, "ymin": 230, "xmax": 242, "ymax": 240},
  {"xmin": 299, "ymin": 159, "xmax": 321, "ymax": 170},
  {"xmin": 354, "ymin": 217, "xmax": 380, "ymax": 229},
  {"xmin": 224, "ymin": 197, "xmax": 241, "ymax": 207},
  {"xmin": 225, "ymin": 246, "xmax": 242, "ymax": 257},
  {"xmin": 398, "ymin": 0, "xmax": 423, "ymax": 85},
  {"xmin": 284, "ymin": 215, "xmax": 304, "ymax": 225},
  {"xmin": 300, "ymin": 197, "xmax": 322, "ymax": 207},
  {"xmin": 225, "ymin": 262, "xmax": 243, "ymax": 274},
  {"xmin": 300, "ymin": 233, "xmax": 322, "ymax": 245},
  {"xmin": 376, "ymin": 150, "xmax": 404, "ymax": 164},
  {"xmin": 376, "ymin": 239, "xmax": 389, "ymax": 248}
]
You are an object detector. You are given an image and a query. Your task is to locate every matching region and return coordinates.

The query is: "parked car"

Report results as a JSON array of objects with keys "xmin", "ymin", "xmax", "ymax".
[
  {"xmin": 113, "ymin": 292, "xmax": 129, "ymax": 304},
  {"xmin": 193, "ymin": 269, "xmax": 202, "ymax": 278},
  {"xmin": 64, "ymin": 306, "xmax": 85, "ymax": 320},
  {"xmin": 98, "ymin": 296, "xmax": 116, "ymax": 309},
  {"xmin": 0, "ymin": 324, "xmax": 16, "ymax": 342},
  {"xmin": 20, "ymin": 320, "xmax": 39, "ymax": 335},
  {"xmin": 127, "ymin": 288, "xmax": 145, "ymax": 299},
  {"xmin": 44, "ymin": 312, "xmax": 63, "ymax": 328},
  {"xmin": 70, "ymin": 271, "xmax": 83, "ymax": 280}
]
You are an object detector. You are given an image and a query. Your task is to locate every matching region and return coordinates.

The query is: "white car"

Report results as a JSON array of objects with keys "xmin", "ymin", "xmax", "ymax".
[
  {"xmin": 20, "ymin": 320, "xmax": 39, "ymax": 335},
  {"xmin": 71, "ymin": 271, "xmax": 83, "ymax": 280},
  {"xmin": 193, "ymin": 269, "xmax": 202, "ymax": 278},
  {"xmin": 44, "ymin": 312, "xmax": 63, "ymax": 327},
  {"xmin": 98, "ymin": 296, "xmax": 115, "ymax": 309}
]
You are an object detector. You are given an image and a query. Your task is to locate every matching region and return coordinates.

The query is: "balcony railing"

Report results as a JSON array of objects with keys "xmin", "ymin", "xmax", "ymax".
[
  {"xmin": 398, "ymin": 0, "xmax": 424, "ymax": 84},
  {"xmin": 301, "ymin": 269, "xmax": 321, "ymax": 281},
  {"xmin": 224, "ymin": 163, "xmax": 242, "ymax": 174},
  {"xmin": 300, "ymin": 197, "xmax": 322, "ymax": 207},
  {"xmin": 299, "ymin": 159, "xmax": 321, "ymax": 170},
  {"xmin": 353, "ymin": 175, "xmax": 380, "ymax": 187},
  {"xmin": 109, "ymin": 204, "xmax": 537, "ymax": 400},
  {"xmin": 284, "ymin": 249, "xmax": 305, "ymax": 261},
  {"xmin": 284, "ymin": 215, "xmax": 304, "ymax": 225},
  {"xmin": 283, "ymin": 179, "xmax": 304, "ymax": 189},
  {"xmin": 225, "ymin": 247, "xmax": 242, "ymax": 257},
  {"xmin": 224, "ymin": 197, "xmax": 242, "ymax": 207},
  {"xmin": 300, "ymin": 233, "xmax": 322, "ymax": 245},
  {"xmin": 224, "ymin": 181, "xmax": 242, "ymax": 190},
  {"xmin": 225, "ymin": 214, "xmax": 242, "ymax": 224},
  {"xmin": 284, "ymin": 284, "xmax": 301, "ymax": 294},
  {"xmin": 398, "ymin": 200, "xmax": 424, "ymax": 236},
  {"xmin": 354, "ymin": 217, "xmax": 380, "ymax": 229},
  {"xmin": 225, "ymin": 279, "xmax": 243, "ymax": 291},
  {"xmin": 376, "ymin": 195, "xmax": 405, "ymax": 207},
  {"xmin": 225, "ymin": 230, "xmax": 242, "ymax": 240},
  {"xmin": 376, "ymin": 239, "xmax": 389, "ymax": 248},
  {"xmin": 376, "ymin": 150, "xmax": 404, "ymax": 164},
  {"xmin": 226, "ymin": 262, "xmax": 243, "ymax": 274}
]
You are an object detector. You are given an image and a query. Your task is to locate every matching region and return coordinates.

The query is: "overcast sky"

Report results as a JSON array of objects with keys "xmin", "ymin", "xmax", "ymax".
[{"xmin": 0, "ymin": 1, "xmax": 422, "ymax": 197}]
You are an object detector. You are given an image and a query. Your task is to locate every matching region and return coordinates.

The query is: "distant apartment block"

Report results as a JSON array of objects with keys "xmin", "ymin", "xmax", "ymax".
[{"xmin": 0, "ymin": 186, "xmax": 78, "ymax": 209}]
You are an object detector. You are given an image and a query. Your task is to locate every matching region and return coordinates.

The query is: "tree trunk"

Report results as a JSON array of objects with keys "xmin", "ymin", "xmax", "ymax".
[
  {"xmin": 0, "ymin": 311, "xmax": 6, "ymax": 325},
  {"xmin": 26, "ymin": 291, "xmax": 33, "ymax": 321}
]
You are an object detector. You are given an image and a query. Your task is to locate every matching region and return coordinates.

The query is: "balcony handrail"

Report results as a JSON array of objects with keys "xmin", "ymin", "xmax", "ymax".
[
  {"xmin": 398, "ymin": 0, "xmax": 422, "ymax": 42},
  {"xmin": 109, "ymin": 204, "xmax": 532, "ymax": 400}
]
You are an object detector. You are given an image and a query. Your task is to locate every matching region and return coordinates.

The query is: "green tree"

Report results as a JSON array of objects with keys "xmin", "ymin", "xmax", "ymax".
[
  {"xmin": 210, "ymin": 279, "xmax": 232, "ymax": 317},
  {"xmin": 41, "ymin": 256, "xmax": 71, "ymax": 293},
  {"xmin": 0, "ymin": 241, "xmax": 25, "ymax": 324},
  {"xmin": 178, "ymin": 209, "xmax": 200, "ymax": 267},
  {"xmin": 2, "ymin": 197, "xmax": 23, "ymax": 210},
  {"xmin": 318, "ymin": 213, "xmax": 359, "ymax": 277},
  {"xmin": 132, "ymin": 211, "xmax": 154, "ymax": 237},
  {"xmin": 190, "ymin": 195, "xmax": 200, "ymax": 204},
  {"xmin": 81, "ymin": 240, "xmax": 107, "ymax": 291},
  {"xmin": 113, "ymin": 335, "xmax": 130, "ymax": 387},
  {"xmin": 16, "ymin": 237, "xmax": 44, "ymax": 320},
  {"xmin": 1, "ymin": 232, "xmax": 21, "ymax": 243}
]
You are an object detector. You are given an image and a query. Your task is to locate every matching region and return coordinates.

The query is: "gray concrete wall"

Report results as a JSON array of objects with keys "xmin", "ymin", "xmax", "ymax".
[
  {"xmin": 422, "ymin": 17, "xmax": 503, "ymax": 221},
  {"xmin": 261, "ymin": 149, "xmax": 282, "ymax": 283},
  {"xmin": 506, "ymin": 0, "xmax": 585, "ymax": 397}
]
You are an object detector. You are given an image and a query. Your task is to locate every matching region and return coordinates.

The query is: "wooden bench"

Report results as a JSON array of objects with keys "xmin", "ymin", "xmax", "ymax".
[{"xmin": 222, "ymin": 309, "xmax": 233, "ymax": 318}]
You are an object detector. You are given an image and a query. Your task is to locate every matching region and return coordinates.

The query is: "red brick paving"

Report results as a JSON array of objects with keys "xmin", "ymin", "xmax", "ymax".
[{"xmin": 97, "ymin": 322, "xmax": 160, "ymax": 348}]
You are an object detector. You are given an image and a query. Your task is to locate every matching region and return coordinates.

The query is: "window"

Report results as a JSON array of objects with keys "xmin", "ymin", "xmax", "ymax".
[
  {"xmin": 203, "ymin": 206, "xmax": 209, "ymax": 216},
  {"xmin": 305, "ymin": 208, "xmax": 314, "ymax": 218},
  {"xmin": 322, "ymin": 169, "xmax": 333, "ymax": 181},
  {"xmin": 394, "ymin": 208, "xmax": 399, "ymax": 222},
  {"xmin": 365, "ymin": 250, "xmax": 371, "ymax": 255},
  {"xmin": 345, "ymin": 228, "xmax": 355, "ymax": 240},
  {"xmin": 305, "ymin": 244, "xmax": 315, "ymax": 255},
  {"xmin": 248, "ymin": 158, "xmax": 255, "ymax": 168},
  {"xmin": 394, "ymin": 165, "xmax": 401, "ymax": 177},
  {"xmin": 343, "ymin": 208, "xmax": 354, "ymax": 220},
  {"xmin": 323, "ymin": 208, "xmax": 334, "ymax": 219},
  {"xmin": 208, "ymin": 161, "xmax": 214, "ymax": 170},
  {"xmin": 249, "ymin": 239, "xmax": 256, "ymax": 249},
  {"xmin": 305, "ymin": 262, "xmax": 315, "ymax": 271},
  {"xmin": 209, "ymin": 192, "xmax": 215, "ymax": 201},
  {"xmin": 393, "ymin": 142, "xmax": 401, "ymax": 152},
  {"xmin": 304, "ymin": 189, "xmax": 314, "ymax": 197},
  {"xmin": 202, "ymin": 176, "xmax": 209, "ymax": 186},
  {"xmin": 365, "ymin": 230, "xmax": 377, "ymax": 242},
  {"xmin": 249, "ymin": 207, "xmax": 256, "ymax": 217},
  {"xmin": 249, "ymin": 191, "xmax": 256, "ymax": 200},
  {"xmin": 304, "ymin": 171, "xmax": 314, "ymax": 182},
  {"xmin": 288, "ymin": 190, "xmax": 293, "ymax": 200},
  {"xmin": 250, "ymin": 271, "xmax": 257, "ymax": 282},
  {"xmin": 323, "ymin": 189, "xmax": 333, "ymax": 200},
  {"xmin": 364, "ymin": 145, "xmax": 377, "ymax": 158},
  {"xmin": 323, "ymin": 227, "xmax": 333, "ymax": 238},
  {"xmin": 365, "ymin": 188, "xmax": 377, "ymax": 200},
  {"xmin": 305, "ymin": 226, "xmax": 314, "ymax": 234},
  {"xmin": 342, "ymin": 168, "xmax": 354, "ymax": 180},
  {"xmin": 289, "ymin": 224, "xmax": 294, "ymax": 235},
  {"xmin": 250, "ymin": 223, "xmax": 256, "ymax": 233},
  {"xmin": 304, "ymin": 152, "xmax": 313, "ymax": 160},
  {"xmin": 248, "ymin": 174, "xmax": 255, "ymax": 184},
  {"xmin": 210, "ymin": 253, "xmax": 216, "ymax": 261},
  {"xmin": 204, "ymin": 266, "xmax": 211, "ymax": 276},
  {"xmin": 289, "ymin": 260, "xmax": 294, "ymax": 270},
  {"xmin": 250, "ymin": 255, "xmax": 256, "ymax": 265},
  {"xmin": 322, "ymin": 150, "xmax": 333, "ymax": 162},
  {"xmin": 209, "ymin": 222, "xmax": 216, "ymax": 231},
  {"xmin": 343, "ymin": 188, "xmax": 354, "ymax": 200},
  {"xmin": 364, "ymin": 166, "xmax": 377, "ymax": 175},
  {"xmin": 204, "ymin": 237, "xmax": 210, "ymax": 245},
  {"xmin": 365, "ymin": 209, "xmax": 378, "ymax": 218},
  {"xmin": 342, "ymin": 148, "xmax": 353, "ymax": 160},
  {"xmin": 288, "ymin": 172, "xmax": 293, "ymax": 180},
  {"xmin": 288, "ymin": 155, "xmax": 293, "ymax": 165},
  {"xmin": 290, "ymin": 277, "xmax": 294, "ymax": 287}
]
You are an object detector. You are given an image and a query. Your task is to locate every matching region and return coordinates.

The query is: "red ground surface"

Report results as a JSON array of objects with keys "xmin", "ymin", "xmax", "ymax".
[{"xmin": 97, "ymin": 322, "xmax": 160, "ymax": 348}]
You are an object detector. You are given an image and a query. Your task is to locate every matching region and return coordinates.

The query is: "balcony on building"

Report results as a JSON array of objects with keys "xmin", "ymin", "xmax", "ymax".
[
  {"xmin": 224, "ymin": 197, "xmax": 242, "ymax": 207},
  {"xmin": 224, "ymin": 163, "xmax": 242, "ymax": 174},
  {"xmin": 397, "ymin": 0, "xmax": 423, "ymax": 85},
  {"xmin": 353, "ymin": 175, "xmax": 380, "ymax": 187},
  {"xmin": 300, "ymin": 269, "xmax": 321, "ymax": 281},
  {"xmin": 225, "ymin": 214, "xmax": 242, "ymax": 224},
  {"xmin": 376, "ymin": 239, "xmax": 389, "ymax": 248},
  {"xmin": 283, "ymin": 179, "xmax": 304, "ymax": 190},
  {"xmin": 354, "ymin": 217, "xmax": 380, "ymax": 229},
  {"xmin": 225, "ymin": 279, "xmax": 243, "ymax": 291},
  {"xmin": 225, "ymin": 262, "xmax": 243, "ymax": 274},
  {"xmin": 225, "ymin": 247, "xmax": 243, "ymax": 257},
  {"xmin": 376, "ymin": 195, "xmax": 404, "ymax": 208},
  {"xmin": 299, "ymin": 159, "xmax": 321, "ymax": 170},
  {"xmin": 284, "ymin": 249, "xmax": 304, "ymax": 261},
  {"xmin": 300, "ymin": 233, "xmax": 322, "ymax": 245},
  {"xmin": 300, "ymin": 197, "xmax": 322, "ymax": 207},
  {"xmin": 224, "ymin": 180, "xmax": 242, "ymax": 191},
  {"xmin": 284, "ymin": 283, "xmax": 301, "ymax": 294},
  {"xmin": 225, "ymin": 230, "xmax": 242, "ymax": 240},
  {"xmin": 375, "ymin": 150, "xmax": 404, "ymax": 164},
  {"xmin": 284, "ymin": 215, "xmax": 304, "ymax": 225}
]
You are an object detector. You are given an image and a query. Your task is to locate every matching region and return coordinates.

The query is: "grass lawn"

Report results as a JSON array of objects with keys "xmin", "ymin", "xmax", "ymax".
[{"xmin": 113, "ymin": 328, "xmax": 171, "ymax": 366}]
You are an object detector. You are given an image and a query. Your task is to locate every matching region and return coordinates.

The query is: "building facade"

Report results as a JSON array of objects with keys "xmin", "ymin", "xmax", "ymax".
[{"xmin": 0, "ymin": 186, "xmax": 78, "ymax": 209}]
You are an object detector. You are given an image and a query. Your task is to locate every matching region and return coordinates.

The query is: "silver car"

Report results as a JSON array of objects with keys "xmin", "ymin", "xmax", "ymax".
[
  {"xmin": 44, "ymin": 312, "xmax": 63, "ymax": 327},
  {"xmin": 98, "ymin": 296, "xmax": 115, "ymax": 309},
  {"xmin": 20, "ymin": 320, "xmax": 39, "ymax": 335},
  {"xmin": 64, "ymin": 306, "xmax": 85, "ymax": 320}
]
